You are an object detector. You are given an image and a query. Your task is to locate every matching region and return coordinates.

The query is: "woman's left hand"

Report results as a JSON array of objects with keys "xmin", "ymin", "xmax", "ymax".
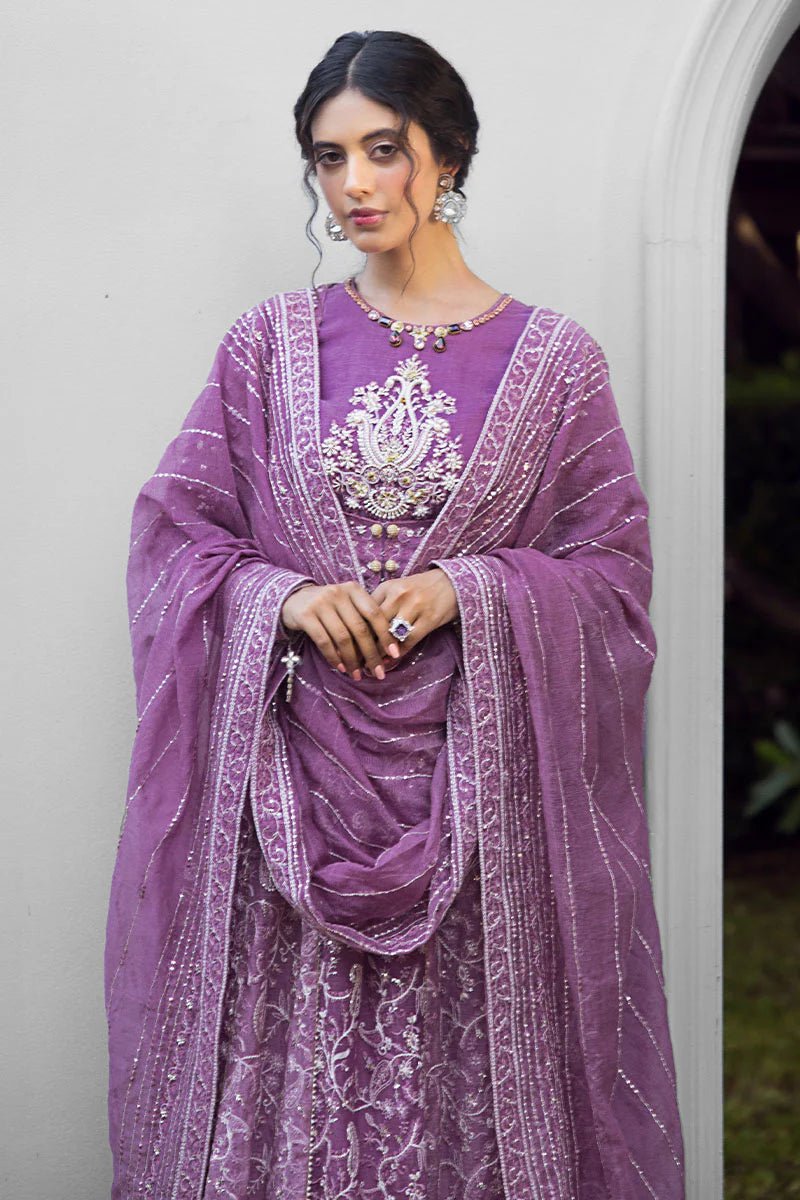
[{"xmin": 367, "ymin": 567, "xmax": 459, "ymax": 671}]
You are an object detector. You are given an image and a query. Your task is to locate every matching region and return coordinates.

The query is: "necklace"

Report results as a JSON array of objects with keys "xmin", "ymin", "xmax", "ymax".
[{"xmin": 343, "ymin": 275, "xmax": 514, "ymax": 353}]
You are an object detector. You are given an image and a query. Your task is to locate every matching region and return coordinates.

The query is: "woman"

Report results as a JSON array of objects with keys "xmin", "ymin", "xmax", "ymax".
[{"xmin": 105, "ymin": 28, "xmax": 685, "ymax": 1200}]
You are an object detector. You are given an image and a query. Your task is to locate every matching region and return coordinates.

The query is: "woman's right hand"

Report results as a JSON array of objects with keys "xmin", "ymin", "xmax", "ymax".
[{"xmin": 279, "ymin": 582, "xmax": 401, "ymax": 681}]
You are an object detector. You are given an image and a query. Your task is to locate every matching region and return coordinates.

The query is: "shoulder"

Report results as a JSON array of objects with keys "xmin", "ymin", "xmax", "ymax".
[
  {"xmin": 527, "ymin": 303, "xmax": 609, "ymax": 384},
  {"xmin": 214, "ymin": 289, "xmax": 304, "ymax": 360},
  {"xmin": 224, "ymin": 283, "xmax": 337, "ymax": 345},
  {"xmin": 529, "ymin": 303, "xmax": 604, "ymax": 353}
]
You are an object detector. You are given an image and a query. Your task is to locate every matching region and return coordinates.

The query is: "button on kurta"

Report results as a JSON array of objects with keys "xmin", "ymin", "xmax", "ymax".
[
  {"xmin": 385, "ymin": 559, "xmax": 399, "ymax": 573},
  {"xmin": 370, "ymin": 523, "xmax": 384, "ymax": 537},
  {"xmin": 386, "ymin": 524, "xmax": 399, "ymax": 538},
  {"xmin": 367, "ymin": 559, "xmax": 382, "ymax": 572}
]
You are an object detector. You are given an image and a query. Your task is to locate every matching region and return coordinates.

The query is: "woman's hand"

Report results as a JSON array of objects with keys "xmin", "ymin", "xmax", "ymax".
[
  {"xmin": 279, "ymin": 569, "xmax": 459, "ymax": 681},
  {"xmin": 279, "ymin": 581, "xmax": 402, "ymax": 681},
  {"xmin": 369, "ymin": 568, "xmax": 459, "ymax": 667}
]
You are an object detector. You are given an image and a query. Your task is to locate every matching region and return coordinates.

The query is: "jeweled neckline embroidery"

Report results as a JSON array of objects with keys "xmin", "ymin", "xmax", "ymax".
[
  {"xmin": 342, "ymin": 276, "xmax": 514, "ymax": 354},
  {"xmin": 320, "ymin": 351, "xmax": 464, "ymax": 520}
]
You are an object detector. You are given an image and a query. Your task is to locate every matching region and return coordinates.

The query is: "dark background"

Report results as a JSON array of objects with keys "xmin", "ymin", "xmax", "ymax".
[{"xmin": 723, "ymin": 25, "xmax": 800, "ymax": 1197}]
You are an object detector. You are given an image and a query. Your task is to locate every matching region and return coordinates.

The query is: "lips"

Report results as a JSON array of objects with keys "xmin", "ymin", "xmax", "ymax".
[{"xmin": 349, "ymin": 208, "xmax": 385, "ymax": 217}]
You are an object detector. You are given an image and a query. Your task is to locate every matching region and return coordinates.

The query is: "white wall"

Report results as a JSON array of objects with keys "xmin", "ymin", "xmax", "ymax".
[{"xmin": 1, "ymin": 2, "xmax": 708, "ymax": 1195}]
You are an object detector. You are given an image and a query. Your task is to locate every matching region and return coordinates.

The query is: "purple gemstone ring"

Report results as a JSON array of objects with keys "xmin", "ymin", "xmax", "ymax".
[{"xmin": 388, "ymin": 614, "xmax": 415, "ymax": 642}]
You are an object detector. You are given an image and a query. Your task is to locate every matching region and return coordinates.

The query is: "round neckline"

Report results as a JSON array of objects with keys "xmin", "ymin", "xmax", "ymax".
[{"xmin": 341, "ymin": 276, "xmax": 515, "ymax": 328}]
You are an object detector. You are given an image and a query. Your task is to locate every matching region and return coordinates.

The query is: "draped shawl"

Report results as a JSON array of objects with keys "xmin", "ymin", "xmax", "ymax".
[{"xmin": 105, "ymin": 287, "xmax": 685, "ymax": 1199}]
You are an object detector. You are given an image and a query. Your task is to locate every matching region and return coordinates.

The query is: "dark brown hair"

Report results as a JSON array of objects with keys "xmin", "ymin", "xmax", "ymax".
[{"xmin": 293, "ymin": 30, "xmax": 480, "ymax": 295}]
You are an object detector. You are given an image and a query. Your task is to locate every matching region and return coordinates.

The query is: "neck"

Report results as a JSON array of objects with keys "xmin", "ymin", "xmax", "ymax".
[{"xmin": 352, "ymin": 226, "xmax": 494, "ymax": 324}]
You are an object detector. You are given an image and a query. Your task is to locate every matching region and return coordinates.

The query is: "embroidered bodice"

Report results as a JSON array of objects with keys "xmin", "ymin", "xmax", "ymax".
[
  {"xmin": 320, "ymin": 351, "xmax": 465, "ymax": 520},
  {"xmin": 316, "ymin": 280, "xmax": 534, "ymax": 589}
]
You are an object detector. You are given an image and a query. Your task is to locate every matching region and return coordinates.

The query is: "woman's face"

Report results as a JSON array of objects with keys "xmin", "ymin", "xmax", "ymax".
[{"xmin": 310, "ymin": 88, "xmax": 450, "ymax": 251}]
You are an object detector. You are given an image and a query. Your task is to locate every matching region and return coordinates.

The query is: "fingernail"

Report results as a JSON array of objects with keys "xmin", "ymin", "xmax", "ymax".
[
  {"xmin": 352, "ymin": 669, "xmax": 362, "ymax": 681},
  {"xmin": 388, "ymin": 644, "xmax": 400, "ymax": 659},
  {"xmin": 337, "ymin": 662, "xmax": 347, "ymax": 673},
  {"xmin": 374, "ymin": 664, "xmax": 385, "ymax": 680}
]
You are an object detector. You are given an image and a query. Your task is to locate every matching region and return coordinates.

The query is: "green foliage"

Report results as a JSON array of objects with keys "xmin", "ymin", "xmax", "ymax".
[
  {"xmin": 726, "ymin": 349, "xmax": 800, "ymax": 408},
  {"xmin": 744, "ymin": 720, "xmax": 800, "ymax": 835}
]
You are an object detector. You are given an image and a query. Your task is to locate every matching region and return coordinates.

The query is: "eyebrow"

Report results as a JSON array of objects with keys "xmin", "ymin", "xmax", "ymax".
[{"xmin": 311, "ymin": 127, "xmax": 400, "ymax": 151}]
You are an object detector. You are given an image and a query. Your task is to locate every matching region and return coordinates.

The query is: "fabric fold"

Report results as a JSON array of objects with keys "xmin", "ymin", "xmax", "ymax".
[
  {"xmin": 248, "ymin": 617, "xmax": 478, "ymax": 950},
  {"xmin": 428, "ymin": 342, "xmax": 681, "ymax": 1200},
  {"xmin": 105, "ymin": 289, "xmax": 685, "ymax": 1200},
  {"xmin": 105, "ymin": 314, "xmax": 316, "ymax": 1198}
]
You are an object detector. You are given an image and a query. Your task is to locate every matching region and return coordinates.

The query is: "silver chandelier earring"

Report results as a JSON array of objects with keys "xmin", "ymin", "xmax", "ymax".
[
  {"xmin": 325, "ymin": 212, "xmax": 348, "ymax": 242},
  {"xmin": 432, "ymin": 173, "xmax": 467, "ymax": 225}
]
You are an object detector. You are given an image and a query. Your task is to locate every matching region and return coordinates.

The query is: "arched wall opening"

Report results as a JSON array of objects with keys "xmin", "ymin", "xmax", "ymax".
[{"xmin": 643, "ymin": 2, "xmax": 800, "ymax": 1196}]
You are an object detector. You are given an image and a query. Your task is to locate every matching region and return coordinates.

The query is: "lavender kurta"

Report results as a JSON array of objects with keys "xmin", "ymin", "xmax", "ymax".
[
  {"xmin": 106, "ymin": 282, "xmax": 686, "ymax": 1200},
  {"xmin": 206, "ymin": 283, "xmax": 534, "ymax": 1198}
]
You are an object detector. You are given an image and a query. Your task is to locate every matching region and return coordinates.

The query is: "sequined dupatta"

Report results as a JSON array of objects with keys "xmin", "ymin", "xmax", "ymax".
[{"xmin": 105, "ymin": 288, "xmax": 684, "ymax": 1200}]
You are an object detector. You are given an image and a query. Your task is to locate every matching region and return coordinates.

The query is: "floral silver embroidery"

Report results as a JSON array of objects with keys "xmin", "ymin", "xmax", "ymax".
[{"xmin": 321, "ymin": 353, "xmax": 465, "ymax": 519}]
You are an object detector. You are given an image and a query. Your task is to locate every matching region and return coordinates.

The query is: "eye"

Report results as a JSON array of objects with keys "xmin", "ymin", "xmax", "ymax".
[{"xmin": 315, "ymin": 143, "xmax": 398, "ymax": 168}]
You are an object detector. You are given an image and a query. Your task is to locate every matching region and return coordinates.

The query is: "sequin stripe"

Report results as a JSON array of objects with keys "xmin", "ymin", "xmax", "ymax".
[
  {"xmin": 116, "ymin": 725, "xmax": 181, "ymax": 846},
  {"xmin": 430, "ymin": 553, "xmax": 579, "ymax": 1200},
  {"xmin": 218, "ymin": 311, "xmax": 267, "ymax": 424},
  {"xmin": 463, "ymin": 322, "xmax": 585, "ymax": 551},
  {"xmin": 303, "ymin": 935, "xmax": 324, "ymax": 1200},
  {"xmin": 120, "ymin": 566, "xmax": 285, "ymax": 1196},
  {"xmin": 452, "ymin": 323, "xmax": 611, "ymax": 561},
  {"xmin": 464, "ymin": 556, "xmax": 577, "ymax": 1200},
  {"xmin": 252, "ymin": 296, "xmax": 305, "ymax": 536},
  {"xmin": 130, "ymin": 539, "xmax": 193, "ymax": 627},
  {"xmin": 258, "ymin": 292, "xmax": 351, "ymax": 581},
  {"xmin": 117, "ymin": 833, "xmax": 206, "ymax": 1194},
  {"xmin": 256, "ymin": 697, "xmax": 311, "ymax": 905},
  {"xmin": 615, "ymin": 957, "xmax": 685, "ymax": 1183},
  {"xmin": 498, "ymin": 621, "xmax": 579, "ymax": 1196},
  {"xmin": 142, "ymin": 889, "xmax": 207, "ymax": 1194},
  {"xmin": 268, "ymin": 290, "xmax": 361, "ymax": 583},
  {"xmin": 574, "ymin": 599, "xmax": 627, "ymax": 1098},
  {"xmin": 441, "ymin": 666, "xmax": 480, "ymax": 882},
  {"xmin": 116, "ymin": 627, "xmax": 232, "ymax": 1190},
  {"xmin": 407, "ymin": 313, "xmax": 577, "ymax": 569},
  {"xmin": 521, "ymin": 582, "xmax": 614, "ymax": 1187},
  {"xmin": 170, "ymin": 565, "xmax": 315, "ymax": 1198},
  {"xmin": 169, "ymin": 568, "xmax": 271, "ymax": 1198}
]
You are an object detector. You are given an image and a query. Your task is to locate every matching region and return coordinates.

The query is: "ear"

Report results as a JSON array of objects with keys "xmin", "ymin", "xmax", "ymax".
[{"xmin": 440, "ymin": 137, "xmax": 469, "ymax": 179}]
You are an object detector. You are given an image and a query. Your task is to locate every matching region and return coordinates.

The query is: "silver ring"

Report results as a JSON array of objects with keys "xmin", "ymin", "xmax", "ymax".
[{"xmin": 388, "ymin": 614, "xmax": 415, "ymax": 642}]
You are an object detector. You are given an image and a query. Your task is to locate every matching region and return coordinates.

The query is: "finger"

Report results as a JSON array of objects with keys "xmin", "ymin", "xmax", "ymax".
[
  {"xmin": 349, "ymin": 589, "xmax": 402, "ymax": 659},
  {"xmin": 334, "ymin": 596, "xmax": 386, "ymax": 676},
  {"xmin": 305, "ymin": 610, "xmax": 361, "ymax": 675},
  {"xmin": 376, "ymin": 590, "xmax": 420, "ymax": 634},
  {"xmin": 383, "ymin": 604, "xmax": 429, "ymax": 659}
]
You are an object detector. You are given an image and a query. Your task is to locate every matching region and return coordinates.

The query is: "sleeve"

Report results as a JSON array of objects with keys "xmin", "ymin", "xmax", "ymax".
[
  {"xmin": 107, "ymin": 307, "xmax": 315, "ymax": 1086},
  {"xmin": 125, "ymin": 309, "xmax": 317, "ymax": 716}
]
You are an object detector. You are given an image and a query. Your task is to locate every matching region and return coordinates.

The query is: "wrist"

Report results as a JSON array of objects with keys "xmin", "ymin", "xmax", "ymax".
[{"xmin": 278, "ymin": 580, "xmax": 316, "ymax": 640}]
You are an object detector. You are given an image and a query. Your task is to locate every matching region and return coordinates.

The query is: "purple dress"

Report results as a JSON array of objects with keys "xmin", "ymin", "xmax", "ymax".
[
  {"xmin": 206, "ymin": 282, "xmax": 534, "ymax": 1199},
  {"xmin": 108, "ymin": 279, "xmax": 685, "ymax": 1200}
]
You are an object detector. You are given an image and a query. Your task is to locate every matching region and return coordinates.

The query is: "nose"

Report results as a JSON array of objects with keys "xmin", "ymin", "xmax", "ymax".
[{"xmin": 343, "ymin": 153, "xmax": 375, "ymax": 200}]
